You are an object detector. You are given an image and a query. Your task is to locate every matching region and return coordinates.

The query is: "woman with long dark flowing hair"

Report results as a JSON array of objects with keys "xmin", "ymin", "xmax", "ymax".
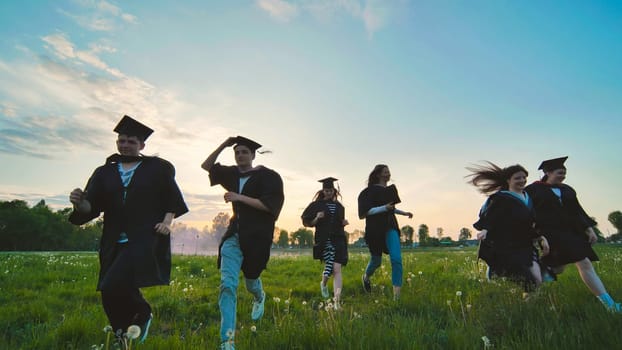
[
  {"xmin": 301, "ymin": 177, "xmax": 348, "ymax": 307},
  {"xmin": 358, "ymin": 165, "xmax": 413, "ymax": 300},
  {"xmin": 467, "ymin": 162, "xmax": 548, "ymax": 291}
]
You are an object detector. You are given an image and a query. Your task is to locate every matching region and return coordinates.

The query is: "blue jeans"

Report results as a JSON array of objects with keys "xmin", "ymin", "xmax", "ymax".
[
  {"xmin": 365, "ymin": 229, "xmax": 402, "ymax": 287},
  {"xmin": 219, "ymin": 234, "xmax": 263, "ymax": 342}
]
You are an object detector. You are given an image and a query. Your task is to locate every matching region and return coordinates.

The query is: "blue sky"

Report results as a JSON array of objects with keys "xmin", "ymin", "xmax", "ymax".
[{"xmin": 1, "ymin": 0, "xmax": 621, "ymax": 238}]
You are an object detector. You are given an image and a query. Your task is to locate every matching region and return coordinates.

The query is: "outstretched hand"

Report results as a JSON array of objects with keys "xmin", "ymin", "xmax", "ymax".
[
  {"xmin": 586, "ymin": 228, "xmax": 598, "ymax": 244},
  {"xmin": 69, "ymin": 188, "xmax": 85, "ymax": 205},
  {"xmin": 69, "ymin": 188, "xmax": 90, "ymax": 213},
  {"xmin": 539, "ymin": 236, "xmax": 550, "ymax": 256},
  {"xmin": 223, "ymin": 137, "xmax": 237, "ymax": 147},
  {"xmin": 154, "ymin": 222, "xmax": 171, "ymax": 235},
  {"xmin": 476, "ymin": 230, "xmax": 487, "ymax": 240}
]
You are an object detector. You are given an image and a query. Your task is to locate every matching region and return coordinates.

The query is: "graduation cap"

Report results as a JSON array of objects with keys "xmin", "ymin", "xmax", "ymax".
[
  {"xmin": 114, "ymin": 115, "xmax": 154, "ymax": 141},
  {"xmin": 233, "ymin": 136, "xmax": 262, "ymax": 152},
  {"xmin": 318, "ymin": 177, "xmax": 338, "ymax": 189},
  {"xmin": 538, "ymin": 156, "xmax": 568, "ymax": 172}
]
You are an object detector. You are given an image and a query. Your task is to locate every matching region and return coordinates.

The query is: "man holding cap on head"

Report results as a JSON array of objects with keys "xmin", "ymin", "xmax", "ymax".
[
  {"xmin": 526, "ymin": 156, "xmax": 621, "ymax": 312},
  {"xmin": 69, "ymin": 115, "xmax": 188, "ymax": 344},
  {"xmin": 201, "ymin": 136, "xmax": 284, "ymax": 350},
  {"xmin": 301, "ymin": 177, "xmax": 349, "ymax": 306}
]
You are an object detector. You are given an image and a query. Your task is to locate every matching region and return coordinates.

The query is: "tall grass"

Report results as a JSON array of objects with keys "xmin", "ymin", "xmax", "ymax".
[{"xmin": 2, "ymin": 246, "xmax": 622, "ymax": 349}]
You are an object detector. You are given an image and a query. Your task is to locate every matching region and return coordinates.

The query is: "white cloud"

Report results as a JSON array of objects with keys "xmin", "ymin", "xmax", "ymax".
[
  {"xmin": 257, "ymin": 0, "xmax": 299, "ymax": 22},
  {"xmin": 257, "ymin": 0, "xmax": 406, "ymax": 36},
  {"xmin": 59, "ymin": 0, "xmax": 137, "ymax": 31},
  {"xmin": 42, "ymin": 33, "xmax": 124, "ymax": 78}
]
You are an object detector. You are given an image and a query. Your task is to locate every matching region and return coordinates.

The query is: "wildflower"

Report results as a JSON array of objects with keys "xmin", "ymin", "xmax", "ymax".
[
  {"xmin": 302, "ymin": 301, "xmax": 307, "ymax": 305},
  {"xmin": 446, "ymin": 300, "xmax": 451, "ymax": 306},
  {"xmin": 126, "ymin": 325, "xmax": 141, "ymax": 340},
  {"xmin": 273, "ymin": 297, "xmax": 281, "ymax": 303},
  {"xmin": 183, "ymin": 288, "xmax": 188, "ymax": 292},
  {"xmin": 284, "ymin": 299, "xmax": 290, "ymax": 305},
  {"xmin": 466, "ymin": 304, "xmax": 472, "ymax": 311},
  {"xmin": 522, "ymin": 292, "xmax": 529, "ymax": 300},
  {"xmin": 456, "ymin": 291, "xmax": 462, "ymax": 297},
  {"xmin": 481, "ymin": 335, "xmax": 492, "ymax": 348},
  {"xmin": 319, "ymin": 302, "xmax": 324, "ymax": 308},
  {"xmin": 250, "ymin": 325, "xmax": 257, "ymax": 332},
  {"xmin": 418, "ymin": 271, "xmax": 423, "ymax": 275},
  {"xmin": 374, "ymin": 300, "xmax": 379, "ymax": 304}
]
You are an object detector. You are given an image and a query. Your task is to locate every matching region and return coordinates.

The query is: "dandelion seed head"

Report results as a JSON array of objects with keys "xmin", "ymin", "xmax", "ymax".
[
  {"xmin": 481, "ymin": 335, "xmax": 491, "ymax": 347},
  {"xmin": 103, "ymin": 325, "xmax": 113, "ymax": 333},
  {"xmin": 456, "ymin": 291, "xmax": 462, "ymax": 297},
  {"xmin": 126, "ymin": 325, "xmax": 141, "ymax": 339},
  {"xmin": 250, "ymin": 325, "xmax": 257, "ymax": 332}
]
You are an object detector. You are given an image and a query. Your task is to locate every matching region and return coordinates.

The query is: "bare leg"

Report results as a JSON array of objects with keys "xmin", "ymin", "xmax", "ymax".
[
  {"xmin": 576, "ymin": 258, "xmax": 606, "ymax": 296},
  {"xmin": 333, "ymin": 263, "xmax": 342, "ymax": 306},
  {"xmin": 393, "ymin": 286, "xmax": 401, "ymax": 300},
  {"xmin": 529, "ymin": 262, "xmax": 543, "ymax": 287}
]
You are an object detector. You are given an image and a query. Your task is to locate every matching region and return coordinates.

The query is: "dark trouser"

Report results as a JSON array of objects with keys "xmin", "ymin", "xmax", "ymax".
[
  {"xmin": 101, "ymin": 289, "xmax": 151, "ymax": 333},
  {"xmin": 99, "ymin": 243, "xmax": 152, "ymax": 333}
]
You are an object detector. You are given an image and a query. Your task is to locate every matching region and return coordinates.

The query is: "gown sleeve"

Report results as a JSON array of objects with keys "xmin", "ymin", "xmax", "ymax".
[
  {"xmin": 358, "ymin": 187, "xmax": 372, "ymax": 219},
  {"xmin": 301, "ymin": 201, "xmax": 321, "ymax": 227},
  {"xmin": 69, "ymin": 167, "xmax": 105, "ymax": 225},
  {"xmin": 160, "ymin": 159, "xmax": 188, "ymax": 218},
  {"xmin": 257, "ymin": 170, "xmax": 285, "ymax": 220}
]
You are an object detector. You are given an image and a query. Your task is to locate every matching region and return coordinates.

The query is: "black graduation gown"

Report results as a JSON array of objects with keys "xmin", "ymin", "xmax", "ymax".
[
  {"xmin": 358, "ymin": 185, "xmax": 400, "ymax": 256},
  {"xmin": 209, "ymin": 163, "xmax": 284, "ymax": 279},
  {"xmin": 473, "ymin": 191, "xmax": 539, "ymax": 283},
  {"xmin": 525, "ymin": 181, "xmax": 598, "ymax": 267},
  {"xmin": 69, "ymin": 157, "xmax": 188, "ymax": 291},
  {"xmin": 301, "ymin": 199, "xmax": 348, "ymax": 265}
]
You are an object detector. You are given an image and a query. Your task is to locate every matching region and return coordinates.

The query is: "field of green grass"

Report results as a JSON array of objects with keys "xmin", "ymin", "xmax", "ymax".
[{"xmin": 2, "ymin": 246, "xmax": 622, "ymax": 349}]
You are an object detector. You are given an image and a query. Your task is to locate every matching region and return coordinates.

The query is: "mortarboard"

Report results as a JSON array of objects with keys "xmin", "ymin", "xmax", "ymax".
[
  {"xmin": 114, "ymin": 115, "xmax": 154, "ymax": 141},
  {"xmin": 318, "ymin": 177, "xmax": 338, "ymax": 189},
  {"xmin": 233, "ymin": 136, "xmax": 262, "ymax": 152},
  {"xmin": 538, "ymin": 156, "xmax": 568, "ymax": 172}
]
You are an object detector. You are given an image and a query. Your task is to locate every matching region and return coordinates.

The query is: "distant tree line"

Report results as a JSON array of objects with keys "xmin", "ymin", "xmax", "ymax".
[
  {"xmin": 3, "ymin": 199, "xmax": 620, "ymax": 251},
  {"xmin": 0, "ymin": 200, "xmax": 101, "ymax": 251}
]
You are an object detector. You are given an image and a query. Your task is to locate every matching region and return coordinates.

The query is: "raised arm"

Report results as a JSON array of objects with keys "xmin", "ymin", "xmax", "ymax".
[{"xmin": 201, "ymin": 137, "xmax": 236, "ymax": 171}]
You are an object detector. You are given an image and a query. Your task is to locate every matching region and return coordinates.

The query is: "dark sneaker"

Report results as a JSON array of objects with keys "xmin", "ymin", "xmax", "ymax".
[{"xmin": 362, "ymin": 274, "xmax": 371, "ymax": 293}]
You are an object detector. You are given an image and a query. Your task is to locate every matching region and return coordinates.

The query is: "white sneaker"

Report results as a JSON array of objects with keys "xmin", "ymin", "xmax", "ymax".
[
  {"xmin": 320, "ymin": 282, "xmax": 329, "ymax": 298},
  {"xmin": 251, "ymin": 291, "xmax": 265, "ymax": 321}
]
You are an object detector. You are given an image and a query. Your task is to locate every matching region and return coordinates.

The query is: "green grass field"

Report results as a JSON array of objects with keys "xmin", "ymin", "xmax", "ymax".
[{"xmin": 2, "ymin": 246, "xmax": 622, "ymax": 349}]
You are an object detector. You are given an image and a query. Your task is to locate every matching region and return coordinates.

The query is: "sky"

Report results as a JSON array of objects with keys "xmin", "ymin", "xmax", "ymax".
[{"xmin": 1, "ymin": 0, "xmax": 621, "ymax": 240}]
